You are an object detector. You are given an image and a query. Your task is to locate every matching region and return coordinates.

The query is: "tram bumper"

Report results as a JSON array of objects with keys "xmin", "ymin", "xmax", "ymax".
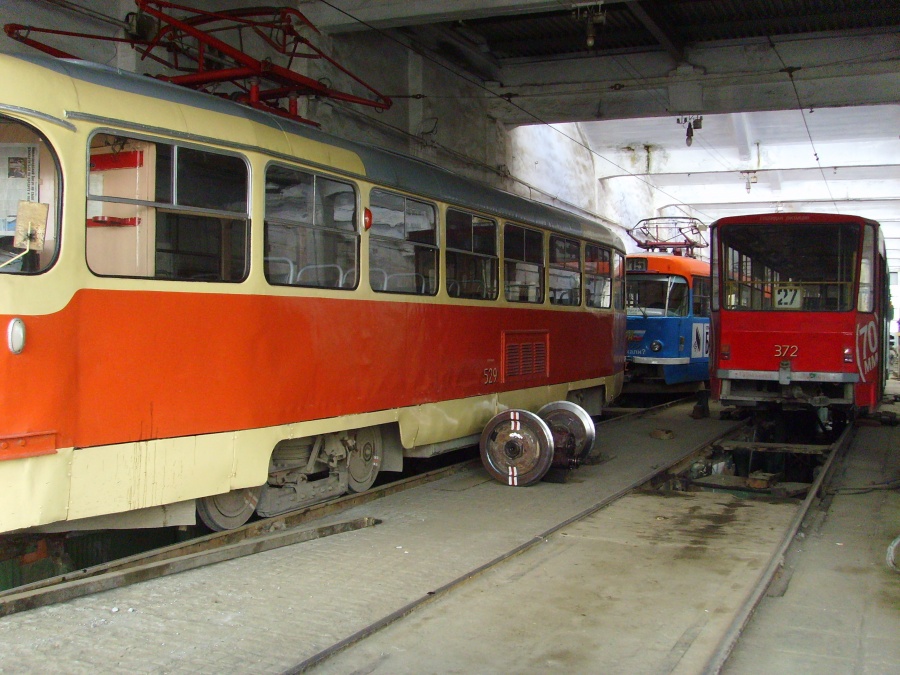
[{"xmin": 717, "ymin": 368, "xmax": 858, "ymax": 409}]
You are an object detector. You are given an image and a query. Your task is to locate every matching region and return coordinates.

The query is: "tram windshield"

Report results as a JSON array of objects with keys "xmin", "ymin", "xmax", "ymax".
[
  {"xmin": 719, "ymin": 222, "xmax": 859, "ymax": 311},
  {"xmin": 626, "ymin": 274, "xmax": 689, "ymax": 317},
  {"xmin": 0, "ymin": 117, "xmax": 60, "ymax": 275}
]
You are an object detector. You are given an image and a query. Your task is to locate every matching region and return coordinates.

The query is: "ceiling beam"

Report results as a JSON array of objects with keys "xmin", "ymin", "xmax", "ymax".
[
  {"xmin": 299, "ymin": 0, "xmax": 563, "ymax": 34},
  {"xmin": 487, "ymin": 32, "xmax": 900, "ymax": 125},
  {"xmin": 397, "ymin": 24, "xmax": 502, "ymax": 82},
  {"xmin": 624, "ymin": 0, "xmax": 684, "ymax": 62}
]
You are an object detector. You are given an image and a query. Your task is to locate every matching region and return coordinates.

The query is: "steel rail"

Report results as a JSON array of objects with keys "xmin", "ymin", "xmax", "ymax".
[
  {"xmin": 283, "ymin": 416, "xmax": 749, "ymax": 674},
  {"xmin": 0, "ymin": 459, "xmax": 476, "ymax": 612},
  {"xmin": 0, "ymin": 397, "xmax": 703, "ymax": 619},
  {"xmin": 700, "ymin": 422, "xmax": 855, "ymax": 674}
]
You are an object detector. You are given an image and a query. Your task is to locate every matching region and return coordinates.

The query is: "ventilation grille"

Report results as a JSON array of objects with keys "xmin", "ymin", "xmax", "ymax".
[{"xmin": 504, "ymin": 331, "xmax": 549, "ymax": 381}]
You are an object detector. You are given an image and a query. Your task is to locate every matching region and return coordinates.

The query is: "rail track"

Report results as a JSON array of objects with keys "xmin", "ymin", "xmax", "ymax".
[
  {"xmin": 285, "ymin": 422, "xmax": 855, "ymax": 674},
  {"xmin": 0, "ymin": 398, "xmax": 876, "ymax": 674},
  {"xmin": 0, "ymin": 397, "xmax": 691, "ymax": 617}
]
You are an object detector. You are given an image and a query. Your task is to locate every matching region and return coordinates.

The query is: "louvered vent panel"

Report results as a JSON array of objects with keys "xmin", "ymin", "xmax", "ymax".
[
  {"xmin": 506, "ymin": 343, "xmax": 522, "ymax": 377},
  {"xmin": 533, "ymin": 341, "xmax": 547, "ymax": 373},
  {"xmin": 503, "ymin": 331, "xmax": 549, "ymax": 382}
]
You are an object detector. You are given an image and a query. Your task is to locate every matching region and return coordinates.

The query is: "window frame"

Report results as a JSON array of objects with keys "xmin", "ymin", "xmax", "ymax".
[
  {"xmin": 584, "ymin": 242, "xmax": 612, "ymax": 309},
  {"xmin": 445, "ymin": 207, "xmax": 499, "ymax": 301},
  {"xmin": 368, "ymin": 187, "xmax": 439, "ymax": 296},
  {"xmin": 503, "ymin": 222, "xmax": 545, "ymax": 304},
  {"xmin": 85, "ymin": 130, "xmax": 251, "ymax": 282},
  {"xmin": 0, "ymin": 116, "xmax": 63, "ymax": 276},
  {"xmin": 548, "ymin": 234, "xmax": 582, "ymax": 306},
  {"xmin": 263, "ymin": 162, "xmax": 360, "ymax": 290}
]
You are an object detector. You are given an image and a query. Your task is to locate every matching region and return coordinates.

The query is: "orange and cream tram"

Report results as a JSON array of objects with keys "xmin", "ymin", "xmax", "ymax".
[{"xmin": 0, "ymin": 52, "xmax": 626, "ymax": 533}]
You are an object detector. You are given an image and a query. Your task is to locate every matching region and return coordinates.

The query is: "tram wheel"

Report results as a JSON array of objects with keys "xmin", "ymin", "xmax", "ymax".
[
  {"xmin": 348, "ymin": 426, "xmax": 382, "ymax": 493},
  {"xmin": 537, "ymin": 401, "xmax": 596, "ymax": 464},
  {"xmin": 480, "ymin": 409, "xmax": 554, "ymax": 486},
  {"xmin": 196, "ymin": 485, "xmax": 262, "ymax": 531}
]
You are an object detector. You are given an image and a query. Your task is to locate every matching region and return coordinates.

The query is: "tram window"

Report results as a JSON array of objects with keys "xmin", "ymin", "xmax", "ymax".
[
  {"xmin": 858, "ymin": 224, "xmax": 875, "ymax": 312},
  {"xmin": 446, "ymin": 209, "xmax": 498, "ymax": 300},
  {"xmin": 264, "ymin": 165, "xmax": 358, "ymax": 289},
  {"xmin": 86, "ymin": 133, "xmax": 249, "ymax": 281},
  {"xmin": 504, "ymin": 223, "xmax": 544, "ymax": 303},
  {"xmin": 711, "ymin": 229, "xmax": 720, "ymax": 311},
  {"xmin": 155, "ymin": 213, "xmax": 247, "ymax": 281},
  {"xmin": 549, "ymin": 235, "xmax": 581, "ymax": 306},
  {"xmin": 584, "ymin": 244, "xmax": 611, "ymax": 308},
  {"xmin": 693, "ymin": 276, "xmax": 711, "ymax": 317},
  {"xmin": 720, "ymin": 222, "xmax": 859, "ymax": 311},
  {"xmin": 177, "ymin": 148, "xmax": 247, "ymax": 213},
  {"xmin": 0, "ymin": 118, "xmax": 61, "ymax": 275},
  {"xmin": 368, "ymin": 189, "xmax": 437, "ymax": 295},
  {"xmin": 627, "ymin": 274, "xmax": 689, "ymax": 316}
]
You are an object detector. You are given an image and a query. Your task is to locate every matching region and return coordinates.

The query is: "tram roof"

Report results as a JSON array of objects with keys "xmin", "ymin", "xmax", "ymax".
[
  {"xmin": 626, "ymin": 253, "xmax": 709, "ymax": 277},
  {"xmin": 710, "ymin": 212, "xmax": 880, "ymax": 228},
  {"xmin": 6, "ymin": 52, "xmax": 622, "ymax": 251}
]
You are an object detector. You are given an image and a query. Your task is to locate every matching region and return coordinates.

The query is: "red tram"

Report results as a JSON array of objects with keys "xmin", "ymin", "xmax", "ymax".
[
  {"xmin": 710, "ymin": 212, "xmax": 890, "ymax": 419},
  {"xmin": 0, "ymin": 53, "xmax": 626, "ymax": 534}
]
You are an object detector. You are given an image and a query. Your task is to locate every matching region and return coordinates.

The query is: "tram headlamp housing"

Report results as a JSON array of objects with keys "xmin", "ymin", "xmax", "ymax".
[
  {"xmin": 7, "ymin": 317, "xmax": 25, "ymax": 354},
  {"xmin": 843, "ymin": 347, "xmax": 854, "ymax": 364},
  {"xmin": 650, "ymin": 340, "xmax": 663, "ymax": 353}
]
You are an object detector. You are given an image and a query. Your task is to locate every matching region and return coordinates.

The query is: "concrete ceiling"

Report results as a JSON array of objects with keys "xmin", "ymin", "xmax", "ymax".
[
  {"xmin": 301, "ymin": 0, "xmax": 900, "ymax": 253},
  {"xmin": 11, "ymin": 1, "xmax": 899, "ymax": 255}
]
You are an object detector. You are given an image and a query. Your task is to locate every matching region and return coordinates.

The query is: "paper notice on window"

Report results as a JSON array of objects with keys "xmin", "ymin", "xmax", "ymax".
[
  {"xmin": 15, "ymin": 201, "xmax": 49, "ymax": 251},
  {"xmin": 1, "ymin": 144, "xmax": 39, "ymax": 237}
]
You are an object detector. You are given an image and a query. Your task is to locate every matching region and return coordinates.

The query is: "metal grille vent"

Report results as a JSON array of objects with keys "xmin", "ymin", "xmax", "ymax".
[{"xmin": 504, "ymin": 332, "xmax": 549, "ymax": 381}]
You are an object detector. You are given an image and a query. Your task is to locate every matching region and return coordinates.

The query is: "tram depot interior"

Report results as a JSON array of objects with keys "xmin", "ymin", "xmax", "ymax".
[
  {"xmin": 0, "ymin": 0, "xmax": 898, "ymax": 671},
  {"xmin": 3, "ymin": 0, "xmax": 896, "ymax": 266}
]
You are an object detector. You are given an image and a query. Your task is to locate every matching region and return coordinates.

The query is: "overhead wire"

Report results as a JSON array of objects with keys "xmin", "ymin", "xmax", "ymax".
[
  {"xmin": 311, "ymin": 0, "xmax": 708, "ymax": 222},
  {"xmin": 767, "ymin": 36, "xmax": 841, "ymax": 213}
]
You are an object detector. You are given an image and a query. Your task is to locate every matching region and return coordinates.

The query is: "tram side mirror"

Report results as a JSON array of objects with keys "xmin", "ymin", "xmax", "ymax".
[{"xmin": 14, "ymin": 200, "xmax": 48, "ymax": 252}]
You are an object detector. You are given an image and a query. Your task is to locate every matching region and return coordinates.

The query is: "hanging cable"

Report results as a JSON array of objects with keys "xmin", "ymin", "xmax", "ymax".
[
  {"xmin": 768, "ymin": 37, "xmax": 840, "ymax": 213},
  {"xmin": 312, "ymin": 0, "xmax": 710, "ymax": 221},
  {"xmin": 38, "ymin": 0, "xmax": 131, "ymax": 30}
]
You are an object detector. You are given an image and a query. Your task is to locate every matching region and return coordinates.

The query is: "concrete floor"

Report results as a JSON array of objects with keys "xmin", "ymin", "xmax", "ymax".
[
  {"xmin": 723, "ymin": 385, "xmax": 900, "ymax": 674},
  {"xmin": 310, "ymin": 490, "xmax": 798, "ymax": 675},
  {"xmin": 0, "ymin": 395, "xmax": 897, "ymax": 674}
]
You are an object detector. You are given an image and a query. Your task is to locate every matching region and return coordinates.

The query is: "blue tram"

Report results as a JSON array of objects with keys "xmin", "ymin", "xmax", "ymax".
[{"xmin": 623, "ymin": 218, "xmax": 711, "ymax": 393}]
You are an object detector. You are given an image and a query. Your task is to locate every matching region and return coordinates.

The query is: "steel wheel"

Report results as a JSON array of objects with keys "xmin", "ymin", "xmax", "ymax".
[
  {"xmin": 348, "ymin": 426, "xmax": 382, "ymax": 493},
  {"xmin": 196, "ymin": 485, "xmax": 262, "ymax": 531},
  {"xmin": 537, "ymin": 400, "xmax": 596, "ymax": 465},
  {"xmin": 480, "ymin": 409, "xmax": 554, "ymax": 486}
]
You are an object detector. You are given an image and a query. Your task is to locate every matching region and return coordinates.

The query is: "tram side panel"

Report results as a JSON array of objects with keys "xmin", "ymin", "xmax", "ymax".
[
  {"xmin": 0, "ymin": 52, "xmax": 626, "ymax": 534},
  {"xmin": 63, "ymin": 292, "xmax": 620, "ymax": 449}
]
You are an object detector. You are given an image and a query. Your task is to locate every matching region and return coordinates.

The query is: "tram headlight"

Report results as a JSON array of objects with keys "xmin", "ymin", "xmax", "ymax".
[
  {"xmin": 7, "ymin": 317, "xmax": 25, "ymax": 354},
  {"xmin": 843, "ymin": 347, "xmax": 854, "ymax": 364},
  {"xmin": 650, "ymin": 340, "xmax": 663, "ymax": 353}
]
